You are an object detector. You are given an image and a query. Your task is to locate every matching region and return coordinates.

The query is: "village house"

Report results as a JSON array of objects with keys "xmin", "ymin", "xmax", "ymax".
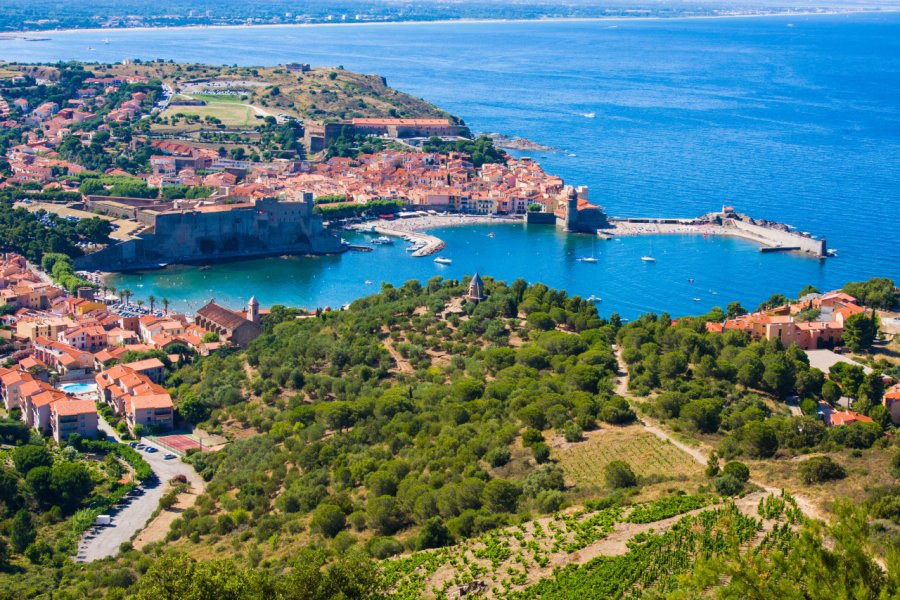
[
  {"xmin": 95, "ymin": 364, "xmax": 174, "ymax": 434},
  {"xmin": 705, "ymin": 290, "xmax": 867, "ymax": 350}
]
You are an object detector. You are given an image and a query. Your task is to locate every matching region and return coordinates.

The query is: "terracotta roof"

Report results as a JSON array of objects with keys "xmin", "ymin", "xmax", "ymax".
[
  {"xmin": 129, "ymin": 394, "xmax": 173, "ymax": 411},
  {"xmin": 829, "ymin": 410, "xmax": 873, "ymax": 426},
  {"xmin": 196, "ymin": 301, "xmax": 249, "ymax": 332},
  {"xmin": 53, "ymin": 399, "xmax": 97, "ymax": 416},
  {"xmin": 122, "ymin": 358, "xmax": 164, "ymax": 372}
]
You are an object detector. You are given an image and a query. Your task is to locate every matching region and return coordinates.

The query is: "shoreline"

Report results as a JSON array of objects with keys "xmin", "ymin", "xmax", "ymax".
[
  {"xmin": 6, "ymin": 8, "xmax": 896, "ymax": 38},
  {"xmin": 352, "ymin": 214, "xmax": 523, "ymax": 256}
]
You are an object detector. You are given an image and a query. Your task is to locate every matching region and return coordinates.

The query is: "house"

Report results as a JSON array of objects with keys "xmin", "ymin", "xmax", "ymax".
[
  {"xmin": 50, "ymin": 399, "xmax": 98, "ymax": 443},
  {"xmin": 1, "ymin": 369, "xmax": 36, "ymax": 411},
  {"xmin": 193, "ymin": 298, "xmax": 261, "ymax": 348},
  {"xmin": 27, "ymin": 388, "xmax": 68, "ymax": 433},
  {"xmin": 827, "ymin": 410, "xmax": 873, "ymax": 427},
  {"xmin": 884, "ymin": 383, "xmax": 900, "ymax": 425}
]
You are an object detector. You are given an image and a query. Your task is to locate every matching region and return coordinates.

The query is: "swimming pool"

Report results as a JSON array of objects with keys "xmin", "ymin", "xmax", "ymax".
[{"xmin": 59, "ymin": 383, "xmax": 98, "ymax": 395}]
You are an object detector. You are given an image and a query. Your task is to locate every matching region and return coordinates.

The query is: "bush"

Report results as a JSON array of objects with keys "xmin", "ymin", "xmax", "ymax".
[
  {"xmin": 563, "ymin": 422, "xmax": 584, "ymax": 443},
  {"xmin": 485, "ymin": 447, "xmax": 511, "ymax": 468},
  {"xmin": 535, "ymin": 489, "xmax": 565, "ymax": 513},
  {"xmin": 714, "ymin": 474, "xmax": 744, "ymax": 496},
  {"xmin": 722, "ymin": 461, "xmax": 750, "ymax": 483},
  {"xmin": 311, "ymin": 503, "xmax": 346, "ymax": 538},
  {"xmin": 483, "ymin": 479, "xmax": 521, "ymax": 513},
  {"xmin": 417, "ymin": 517, "xmax": 451, "ymax": 550},
  {"xmin": 531, "ymin": 442, "xmax": 551, "ymax": 464},
  {"xmin": 522, "ymin": 428, "xmax": 544, "ymax": 447},
  {"xmin": 798, "ymin": 456, "xmax": 847, "ymax": 484},
  {"xmin": 604, "ymin": 460, "xmax": 637, "ymax": 489},
  {"xmin": 367, "ymin": 536, "xmax": 403, "ymax": 559}
]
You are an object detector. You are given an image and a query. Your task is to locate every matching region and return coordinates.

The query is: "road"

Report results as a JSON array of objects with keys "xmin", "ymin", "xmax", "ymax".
[{"xmin": 76, "ymin": 417, "xmax": 205, "ymax": 562}]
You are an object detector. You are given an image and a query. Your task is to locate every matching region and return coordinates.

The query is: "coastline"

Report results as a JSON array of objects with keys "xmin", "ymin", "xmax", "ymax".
[
  {"xmin": 352, "ymin": 214, "xmax": 523, "ymax": 257},
  {"xmin": 9, "ymin": 8, "xmax": 897, "ymax": 38}
]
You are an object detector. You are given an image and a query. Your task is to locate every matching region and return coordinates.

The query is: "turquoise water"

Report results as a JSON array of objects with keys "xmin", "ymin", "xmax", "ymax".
[
  {"xmin": 3, "ymin": 14, "xmax": 898, "ymax": 317},
  {"xmin": 59, "ymin": 382, "xmax": 97, "ymax": 394}
]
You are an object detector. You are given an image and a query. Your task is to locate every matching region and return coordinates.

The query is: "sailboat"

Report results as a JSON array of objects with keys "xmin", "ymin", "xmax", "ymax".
[
  {"xmin": 579, "ymin": 238, "xmax": 599, "ymax": 263},
  {"xmin": 641, "ymin": 239, "xmax": 656, "ymax": 263}
]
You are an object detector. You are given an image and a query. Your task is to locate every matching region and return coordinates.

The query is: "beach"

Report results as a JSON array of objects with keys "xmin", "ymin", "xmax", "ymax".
[{"xmin": 352, "ymin": 214, "xmax": 524, "ymax": 256}]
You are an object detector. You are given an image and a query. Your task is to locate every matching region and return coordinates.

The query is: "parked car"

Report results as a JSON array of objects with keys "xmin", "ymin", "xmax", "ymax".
[
  {"xmin": 145, "ymin": 447, "xmax": 158, "ymax": 453},
  {"xmin": 163, "ymin": 453, "xmax": 176, "ymax": 460},
  {"xmin": 128, "ymin": 442, "xmax": 138, "ymax": 448},
  {"xmin": 135, "ymin": 443, "xmax": 146, "ymax": 450}
]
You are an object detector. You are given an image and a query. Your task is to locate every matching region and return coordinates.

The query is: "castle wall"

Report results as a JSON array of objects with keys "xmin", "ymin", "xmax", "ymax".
[{"xmin": 75, "ymin": 198, "xmax": 343, "ymax": 271}]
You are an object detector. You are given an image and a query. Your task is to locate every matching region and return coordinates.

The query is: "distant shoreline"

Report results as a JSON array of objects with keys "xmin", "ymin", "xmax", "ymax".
[{"xmin": 4, "ymin": 8, "xmax": 897, "ymax": 38}]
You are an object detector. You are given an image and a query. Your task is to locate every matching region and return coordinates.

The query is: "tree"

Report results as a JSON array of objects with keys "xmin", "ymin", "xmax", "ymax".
[
  {"xmin": 311, "ymin": 503, "xmax": 346, "ymax": 538},
  {"xmin": 798, "ymin": 284, "xmax": 819, "ymax": 297},
  {"xmin": 739, "ymin": 421, "xmax": 778, "ymax": 458},
  {"xmin": 26, "ymin": 465, "xmax": 53, "ymax": 505},
  {"xmin": 798, "ymin": 456, "xmax": 847, "ymax": 484},
  {"xmin": 12, "ymin": 444, "xmax": 52, "ymax": 475},
  {"xmin": 417, "ymin": 517, "xmax": 451, "ymax": 550},
  {"xmin": 822, "ymin": 380, "xmax": 842, "ymax": 404},
  {"xmin": 51, "ymin": 461, "xmax": 94, "ymax": 510},
  {"xmin": 162, "ymin": 297, "xmax": 170, "ymax": 314},
  {"xmin": 483, "ymin": 479, "xmax": 521, "ymax": 513},
  {"xmin": 843, "ymin": 312, "xmax": 877, "ymax": 352},
  {"xmin": 604, "ymin": 460, "xmax": 637, "ymax": 489},
  {"xmin": 366, "ymin": 496, "xmax": 405, "ymax": 535},
  {"xmin": 179, "ymin": 394, "xmax": 211, "ymax": 425},
  {"xmin": 726, "ymin": 301, "xmax": 748, "ymax": 319},
  {"xmin": 11, "ymin": 509, "xmax": 35, "ymax": 553}
]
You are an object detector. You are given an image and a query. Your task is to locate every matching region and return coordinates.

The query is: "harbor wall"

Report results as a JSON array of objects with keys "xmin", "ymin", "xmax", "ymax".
[{"xmin": 726, "ymin": 219, "xmax": 826, "ymax": 256}]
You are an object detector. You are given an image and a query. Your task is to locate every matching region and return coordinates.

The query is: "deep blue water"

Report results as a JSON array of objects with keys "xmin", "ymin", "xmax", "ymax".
[{"xmin": 2, "ymin": 14, "xmax": 898, "ymax": 317}]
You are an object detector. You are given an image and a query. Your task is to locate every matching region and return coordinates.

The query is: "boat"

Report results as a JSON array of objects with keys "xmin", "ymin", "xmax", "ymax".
[
  {"xmin": 693, "ymin": 297, "xmax": 701, "ymax": 302},
  {"xmin": 582, "ymin": 112, "xmax": 596, "ymax": 118},
  {"xmin": 586, "ymin": 295, "xmax": 602, "ymax": 303},
  {"xmin": 688, "ymin": 278, "xmax": 695, "ymax": 283},
  {"xmin": 641, "ymin": 256, "xmax": 656, "ymax": 263},
  {"xmin": 434, "ymin": 257, "xmax": 452, "ymax": 265},
  {"xmin": 372, "ymin": 236, "xmax": 393, "ymax": 245},
  {"xmin": 199, "ymin": 265, "xmax": 211, "ymax": 271},
  {"xmin": 364, "ymin": 280, "xmax": 373, "ymax": 285},
  {"xmin": 579, "ymin": 238, "xmax": 599, "ymax": 263},
  {"xmin": 488, "ymin": 232, "xmax": 495, "ymax": 238}
]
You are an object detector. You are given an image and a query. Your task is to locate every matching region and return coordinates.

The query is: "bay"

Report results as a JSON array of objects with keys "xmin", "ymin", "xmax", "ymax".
[{"xmin": 2, "ymin": 13, "xmax": 898, "ymax": 316}]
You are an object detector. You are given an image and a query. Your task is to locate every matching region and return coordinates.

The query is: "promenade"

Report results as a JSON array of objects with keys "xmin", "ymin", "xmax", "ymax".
[{"xmin": 353, "ymin": 214, "xmax": 524, "ymax": 256}]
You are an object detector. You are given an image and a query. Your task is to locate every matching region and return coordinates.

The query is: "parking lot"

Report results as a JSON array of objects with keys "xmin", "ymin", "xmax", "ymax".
[{"xmin": 75, "ymin": 418, "xmax": 205, "ymax": 562}]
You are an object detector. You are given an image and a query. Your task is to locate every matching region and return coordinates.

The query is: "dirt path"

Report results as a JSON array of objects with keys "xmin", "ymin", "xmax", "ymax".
[
  {"xmin": 383, "ymin": 336, "xmax": 415, "ymax": 375},
  {"xmin": 613, "ymin": 345, "xmax": 825, "ymax": 522}
]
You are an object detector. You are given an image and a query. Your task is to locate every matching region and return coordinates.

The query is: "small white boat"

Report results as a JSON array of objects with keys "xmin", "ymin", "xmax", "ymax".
[
  {"xmin": 364, "ymin": 280, "xmax": 373, "ymax": 285},
  {"xmin": 434, "ymin": 257, "xmax": 452, "ymax": 265},
  {"xmin": 372, "ymin": 236, "xmax": 393, "ymax": 245},
  {"xmin": 582, "ymin": 112, "xmax": 596, "ymax": 118},
  {"xmin": 693, "ymin": 297, "xmax": 701, "ymax": 302},
  {"xmin": 579, "ymin": 257, "xmax": 598, "ymax": 263},
  {"xmin": 586, "ymin": 295, "xmax": 602, "ymax": 303},
  {"xmin": 641, "ymin": 256, "xmax": 656, "ymax": 263}
]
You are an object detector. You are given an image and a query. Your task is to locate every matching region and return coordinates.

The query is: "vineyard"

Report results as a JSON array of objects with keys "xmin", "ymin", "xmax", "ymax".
[
  {"xmin": 380, "ymin": 494, "xmax": 757, "ymax": 599},
  {"xmin": 556, "ymin": 425, "xmax": 702, "ymax": 488}
]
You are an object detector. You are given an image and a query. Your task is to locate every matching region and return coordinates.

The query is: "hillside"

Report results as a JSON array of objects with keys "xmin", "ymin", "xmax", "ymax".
[{"xmin": 1, "ymin": 276, "xmax": 898, "ymax": 598}]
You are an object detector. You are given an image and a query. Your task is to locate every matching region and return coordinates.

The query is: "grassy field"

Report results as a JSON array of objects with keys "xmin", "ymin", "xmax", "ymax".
[
  {"xmin": 555, "ymin": 425, "xmax": 702, "ymax": 489},
  {"xmin": 158, "ymin": 94, "xmax": 263, "ymax": 129}
]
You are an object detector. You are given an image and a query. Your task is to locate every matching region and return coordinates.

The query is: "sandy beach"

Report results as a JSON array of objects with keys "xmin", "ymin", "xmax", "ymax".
[{"xmin": 352, "ymin": 214, "xmax": 523, "ymax": 256}]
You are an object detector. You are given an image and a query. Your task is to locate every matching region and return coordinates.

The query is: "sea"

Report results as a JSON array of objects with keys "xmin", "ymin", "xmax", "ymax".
[{"xmin": 2, "ymin": 13, "xmax": 898, "ymax": 318}]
